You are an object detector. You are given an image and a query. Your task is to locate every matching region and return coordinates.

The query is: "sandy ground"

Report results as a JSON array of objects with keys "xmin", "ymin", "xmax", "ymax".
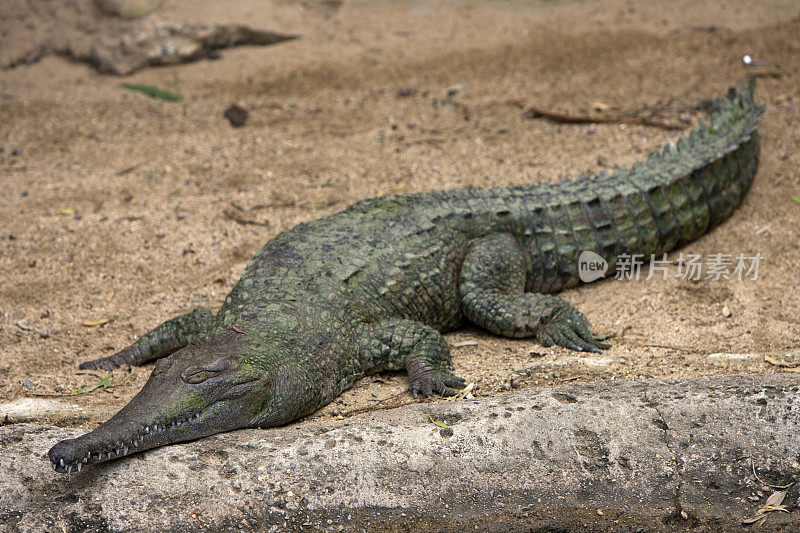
[{"xmin": 1, "ymin": 0, "xmax": 799, "ymax": 430}]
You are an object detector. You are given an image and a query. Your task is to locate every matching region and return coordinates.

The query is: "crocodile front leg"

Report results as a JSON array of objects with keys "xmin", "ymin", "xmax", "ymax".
[
  {"xmin": 356, "ymin": 319, "xmax": 466, "ymax": 398},
  {"xmin": 459, "ymin": 233, "xmax": 609, "ymax": 352},
  {"xmin": 79, "ymin": 307, "xmax": 214, "ymax": 371}
]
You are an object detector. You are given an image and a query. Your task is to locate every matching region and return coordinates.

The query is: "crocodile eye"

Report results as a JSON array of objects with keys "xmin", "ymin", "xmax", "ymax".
[
  {"xmin": 202, "ymin": 357, "xmax": 230, "ymax": 373},
  {"xmin": 181, "ymin": 365, "xmax": 223, "ymax": 384},
  {"xmin": 179, "ymin": 356, "xmax": 233, "ymax": 384}
]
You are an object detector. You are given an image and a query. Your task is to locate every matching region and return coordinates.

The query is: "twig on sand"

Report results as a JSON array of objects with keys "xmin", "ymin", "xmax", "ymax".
[
  {"xmin": 523, "ymin": 106, "xmax": 684, "ymax": 130},
  {"xmin": 223, "ymin": 204, "xmax": 270, "ymax": 227},
  {"xmin": 750, "ymin": 456, "xmax": 795, "ymax": 490}
]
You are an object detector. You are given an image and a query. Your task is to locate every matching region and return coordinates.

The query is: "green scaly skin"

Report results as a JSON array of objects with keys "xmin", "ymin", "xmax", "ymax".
[{"xmin": 48, "ymin": 82, "xmax": 763, "ymax": 473}]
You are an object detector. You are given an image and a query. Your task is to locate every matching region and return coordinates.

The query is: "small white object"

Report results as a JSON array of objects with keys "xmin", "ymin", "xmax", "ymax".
[{"xmin": 743, "ymin": 54, "xmax": 752, "ymax": 65}]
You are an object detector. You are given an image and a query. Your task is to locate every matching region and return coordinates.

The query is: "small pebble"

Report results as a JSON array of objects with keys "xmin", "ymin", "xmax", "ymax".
[
  {"xmin": 721, "ymin": 305, "xmax": 732, "ymax": 318},
  {"xmin": 741, "ymin": 54, "xmax": 765, "ymax": 67},
  {"xmin": 224, "ymin": 104, "xmax": 248, "ymax": 128},
  {"xmin": 446, "ymin": 84, "xmax": 465, "ymax": 96}
]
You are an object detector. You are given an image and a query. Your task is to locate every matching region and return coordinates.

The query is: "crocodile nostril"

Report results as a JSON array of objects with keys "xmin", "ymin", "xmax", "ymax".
[
  {"xmin": 153, "ymin": 358, "xmax": 173, "ymax": 375},
  {"xmin": 180, "ymin": 366, "xmax": 205, "ymax": 383}
]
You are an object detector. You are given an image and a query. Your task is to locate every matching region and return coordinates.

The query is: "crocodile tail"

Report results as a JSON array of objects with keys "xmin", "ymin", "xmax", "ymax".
[{"xmin": 523, "ymin": 80, "xmax": 764, "ymax": 291}]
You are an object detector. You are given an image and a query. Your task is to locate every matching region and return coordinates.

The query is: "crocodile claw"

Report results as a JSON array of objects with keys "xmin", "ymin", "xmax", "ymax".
[
  {"xmin": 536, "ymin": 305, "xmax": 610, "ymax": 353},
  {"xmin": 409, "ymin": 373, "xmax": 466, "ymax": 398}
]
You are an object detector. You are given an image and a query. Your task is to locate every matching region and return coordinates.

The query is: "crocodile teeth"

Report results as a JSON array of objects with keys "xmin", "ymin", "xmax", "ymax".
[
  {"xmin": 123, "ymin": 447, "xmax": 128, "ymax": 456},
  {"xmin": 52, "ymin": 463, "xmax": 57, "ymax": 471},
  {"xmin": 59, "ymin": 458, "xmax": 65, "ymax": 467},
  {"xmin": 77, "ymin": 462, "xmax": 82, "ymax": 472},
  {"xmin": 67, "ymin": 465, "xmax": 72, "ymax": 473}
]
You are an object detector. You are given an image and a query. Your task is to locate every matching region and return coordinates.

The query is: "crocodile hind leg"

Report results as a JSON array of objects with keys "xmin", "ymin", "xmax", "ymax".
[
  {"xmin": 459, "ymin": 233, "xmax": 609, "ymax": 352},
  {"xmin": 79, "ymin": 307, "xmax": 214, "ymax": 371},
  {"xmin": 356, "ymin": 319, "xmax": 466, "ymax": 398}
]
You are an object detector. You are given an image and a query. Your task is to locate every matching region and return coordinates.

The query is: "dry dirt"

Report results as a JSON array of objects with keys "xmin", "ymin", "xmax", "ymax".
[{"xmin": 1, "ymin": 0, "xmax": 799, "ymax": 431}]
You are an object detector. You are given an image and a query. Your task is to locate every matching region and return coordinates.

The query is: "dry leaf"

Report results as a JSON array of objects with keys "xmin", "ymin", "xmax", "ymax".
[
  {"xmin": 743, "ymin": 490, "xmax": 790, "ymax": 526},
  {"xmin": 742, "ymin": 514, "xmax": 768, "ymax": 526},
  {"xmin": 82, "ymin": 317, "xmax": 111, "ymax": 327},
  {"xmin": 764, "ymin": 352, "xmax": 800, "ymax": 368},
  {"xmin": 452, "ymin": 340, "xmax": 479, "ymax": 348},
  {"xmin": 427, "ymin": 414, "xmax": 448, "ymax": 428},
  {"xmin": 72, "ymin": 375, "xmax": 113, "ymax": 395},
  {"xmin": 764, "ymin": 489, "xmax": 787, "ymax": 508},
  {"xmin": 446, "ymin": 382, "xmax": 476, "ymax": 402}
]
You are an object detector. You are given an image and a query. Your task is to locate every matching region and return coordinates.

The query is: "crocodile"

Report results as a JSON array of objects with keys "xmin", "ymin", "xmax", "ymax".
[{"xmin": 48, "ymin": 81, "xmax": 763, "ymax": 473}]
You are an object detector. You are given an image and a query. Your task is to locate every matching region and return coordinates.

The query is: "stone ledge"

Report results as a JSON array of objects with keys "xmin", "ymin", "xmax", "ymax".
[{"xmin": 1, "ymin": 374, "xmax": 798, "ymax": 532}]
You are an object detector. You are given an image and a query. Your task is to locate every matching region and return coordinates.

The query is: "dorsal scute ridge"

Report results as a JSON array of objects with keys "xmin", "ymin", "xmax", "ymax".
[{"xmin": 584, "ymin": 80, "xmax": 761, "ymax": 189}]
